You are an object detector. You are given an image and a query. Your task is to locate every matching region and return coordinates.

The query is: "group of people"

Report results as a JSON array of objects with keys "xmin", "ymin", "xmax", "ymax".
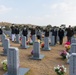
[
  {"xmin": 51, "ymin": 25, "xmax": 74, "ymax": 45},
  {"xmin": 0, "ymin": 24, "xmax": 75, "ymax": 45}
]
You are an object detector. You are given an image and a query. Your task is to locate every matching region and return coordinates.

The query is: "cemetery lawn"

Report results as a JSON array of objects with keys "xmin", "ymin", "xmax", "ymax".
[{"xmin": 0, "ymin": 37, "xmax": 69, "ymax": 75}]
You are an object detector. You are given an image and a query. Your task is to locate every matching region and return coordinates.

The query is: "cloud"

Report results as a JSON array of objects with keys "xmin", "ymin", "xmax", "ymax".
[{"xmin": 0, "ymin": 5, "xmax": 12, "ymax": 14}]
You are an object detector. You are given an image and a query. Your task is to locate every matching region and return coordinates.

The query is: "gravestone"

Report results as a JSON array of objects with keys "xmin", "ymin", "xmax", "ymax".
[
  {"xmin": 50, "ymin": 35, "xmax": 55, "ymax": 46},
  {"xmin": 2, "ymin": 38, "xmax": 10, "ymax": 56},
  {"xmin": 70, "ymin": 43, "xmax": 76, "ymax": 54},
  {"xmin": 43, "ymin": 37, "xmax": 51, "ymax": 51},
  {"xmin": 2, "ymin": 33, "xmax": 6, "ymax": 46},
  {"xmin": 32, "ymin": 35, "xmax": 36, "ymax": 43},
  {"xmin": 49, "ymin": 32, "xmax": 52, "ymax": 42},
  {"xmin": 31, "ymin": 41, "xmax": 45, "ymax": 60},
  {"xmin": 4, "ymin": 47, "xmax": 30, "ymax": 75},
  {"xmin": 15, "ymin": 34, "xmax": 20, "ymax": 43},
  {"xmin": 21, "ymin": 36, "xmax": 29, "ymax": 49},
  {"xmin": 69, "ymin": 53, "xmax": 76, "ymax": 75},
  {"xmin": 71, "ymin": 37, "xmax": 76, "ymax": 44}
]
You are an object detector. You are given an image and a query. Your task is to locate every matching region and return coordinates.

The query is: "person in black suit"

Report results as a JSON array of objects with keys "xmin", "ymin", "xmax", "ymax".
[
  {"xmin": 15, "ymin": 26, "xmax": 20, "ymax": 35},
  {"xmin": 0, "ymin": 26, "xmax": 3, "ymax": 35},
  {"xmin": 58, "ymin": 28, "xmax": 64, "ymax": 45},
  {"xmin": 22, "ymin": 26, "xmax": 28, "ymax": 37},
  {"xmin": 45, "ymin": 28, "xmax": 49, "ymax": 37},
  {"xmin": 66, "ymin": 25, "xmax": 74, "ymax": 42},
  {"xmin": 0, "ymin": 26, "xmax": 3, "ymax": 41}
]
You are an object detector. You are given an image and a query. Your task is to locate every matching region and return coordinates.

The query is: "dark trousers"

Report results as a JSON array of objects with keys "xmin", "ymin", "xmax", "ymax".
[
  {"xmin": 67, "ymin": 36, "xmax": 71, "ymax": 42},
  {"xmin": 55, "ymin": 36, "xmax": 57, "ymax": 44},
  {"xmin": 59, "ymin": 37, "xmax": 63, "ymax": 45}
]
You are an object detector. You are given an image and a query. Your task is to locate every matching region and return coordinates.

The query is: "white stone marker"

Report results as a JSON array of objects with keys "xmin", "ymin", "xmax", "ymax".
[
  {"xmin": 69, "ymin": 53, "xmax": 76, "ymax": 75},
  {"xmin": 4, "ymin": 47, "xmax": 29, "ymax": 75}
]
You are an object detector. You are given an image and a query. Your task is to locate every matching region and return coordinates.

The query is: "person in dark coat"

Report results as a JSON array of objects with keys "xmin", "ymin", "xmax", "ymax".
[
  {"xmin": 45, "ymin": 28, "xmax": 49, "ymax": 37},
  {"xmin": 0, "ymin": 26, "xmax": 3, "ymax": 35},
  {"xmin": 36, "ymin": 29, "xmax": 41, "ymax": 40},
  {"xmin": 11, "ymin": 24, "xmax": 16, "ymax": 42},
  {"xmin": 31, "ymin": 27, "xmax": 35, "ymax": 36},
  {"xmin": 22, "ymin": 26, "xmax": 28, "ymax": 37},
  {"xmin": 54, "ymin": 28, "xmax": 57, "ymax": 44},
  {"xmin": 66, "ymin": 25, "xmax": 74, "ymax": 42},
  {"xmin": 0, "ymin": 26, "xmax": 3, "ymax": 41},
  {"xmin": 15, "ymin": 26, "xmax": 20, "ymax": 35},
  {"xmin": 58, "ymin": 28, "xmax": 64, "ymax": 45}
]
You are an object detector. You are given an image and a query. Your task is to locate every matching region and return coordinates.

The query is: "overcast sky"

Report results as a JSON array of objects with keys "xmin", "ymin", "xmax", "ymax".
[{"xmin": 0, "ymin": 0, "xmax": 76, "ymax": 27}]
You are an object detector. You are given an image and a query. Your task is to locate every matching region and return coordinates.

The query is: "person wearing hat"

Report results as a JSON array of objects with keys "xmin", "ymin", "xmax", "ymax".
[
  {"xmin": 58, "ymin": 27, "xmax": 64, "ymax": 45},
  {"xmin": 11, "ymin": 24, "xmax": 16, "ymax": 42}
]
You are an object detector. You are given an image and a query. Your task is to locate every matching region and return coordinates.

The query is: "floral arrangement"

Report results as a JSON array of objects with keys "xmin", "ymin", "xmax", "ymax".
[
  {"xmin": 60, "ymin": 50, "xmax": 67, "ymax": 59},
  {"xmin": 29, "ymin": 40, "xmax": 33, "ymax": 45},
  {"xmin": 41, "ymin": 43, "xmax": 44, "ymax": 48},
  {"xmin": 20, "ymin": 37, "xmax": 22, "ymax": 41},
  {"xmin": 64, "ymin": 42, "xmax": 71, "ymax": 45},
  {"xmin": 1, "ymin": 59, "xmax": 7, "ymax": 71},
  {"xmin": 54, "ymin": 65, "xmax": 66, "ymax": 75},
  {"xmin": 26, "ymin": 40, "xmax": 30, "ymax": 45},
  {"xmin": 64, "ymin": 42, "xmax": 71, "ymax": 52}
]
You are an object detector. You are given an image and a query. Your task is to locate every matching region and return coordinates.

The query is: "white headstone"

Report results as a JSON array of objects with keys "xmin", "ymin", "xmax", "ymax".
[
  {"xmin": 71, "ymin": 37, "xmax": 76, "ymax": 44},
  {"xmin": 43, "ymin": 37, "xmax": 51, "ymax": 51},
  {"xmin": 31, "ymin": 42, "xmax": 44, "ymax": 60},
  {"xmin": 15, "ymin": 34, "xmax": 20, "ymax": 43},
  {"xmin": 21, "ymin": 36, "xmax": 29, "ymax": 49},
  {"xmin": 70, "ymin": 43, "xmax": 76, "ymax": 54},
  {"xmin": 2, "ymin": 33, "xmax": 6, "ymax": 46},
  {"xmin": 3, "ymin": 38, "xmax": 10, "ymax": 56},
  {"xmin": 69, "ymin": 53, "xmax": 76, "ymax": 75},
  {"xmin": 4, "ymin": 47, "xmax": 29, "ymax": 75},
  {"xmin": 50, "ymin": 35, "xmax": 55, "ymax": 46},
  {"xmin": 32, "ymin": 35, "xmax": 36, "ymax": 43}
]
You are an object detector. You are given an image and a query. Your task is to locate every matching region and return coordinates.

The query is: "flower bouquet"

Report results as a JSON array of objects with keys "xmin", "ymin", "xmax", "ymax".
[
  {"xmin": 1, "ymin": 59, "xmax": 7, "ymax": 71},
  {"xmin": 29, "ymin": 40, "xmax": 33, "ymax": 45},
  {"xmin": 26, "ymin": 40, "xmax": 30, "ymax": 45},
  {"xmin": 54, "ymin": 65, "xmax": 66, "ymax": 75},
  {"xmin": 20, "ymin": 37, "xmax": 22, "ymax": 41},
  {"xmin": 41, "ymin": 43, "xmax": 44, "ymax": 48},
  {"xmin": 64, "ymin": 42, "xmax": 71, "ymax": 52},
  {"xmin": 64, "ymin": 45, "xmax": 71, "ymax": 52},
  {"xmin": 60, "ymin": 50, "xmax": 67, "ymax": 59},
  {"xmin": 64, "ymin": 42, "xmax": 71, "ymax": 45}
]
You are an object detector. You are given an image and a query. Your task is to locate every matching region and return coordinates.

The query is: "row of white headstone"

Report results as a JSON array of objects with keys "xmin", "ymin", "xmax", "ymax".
[{"xmin": 0, "ymin": 33, "xmax": 52, "ymax": 75}]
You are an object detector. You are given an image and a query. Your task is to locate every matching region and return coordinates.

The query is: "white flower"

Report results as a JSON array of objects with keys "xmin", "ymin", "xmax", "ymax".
[
  {"xmin": 66, "ymin": 52, "xmax": 70, "ymax": 59},
  {"xmin": 1, "ymin": 59, "xmax": 7, "ymax": 64},
  {"xmin": 54, "ymin": 67, "xmax": 56, "ymax": 70},
  {"xmin": 62, "ymin": 65, "xmax": 64, "ymax": 68},
  {"xmin": 64, "ymin": 68, "xmax": 66, "ymax": 72}
]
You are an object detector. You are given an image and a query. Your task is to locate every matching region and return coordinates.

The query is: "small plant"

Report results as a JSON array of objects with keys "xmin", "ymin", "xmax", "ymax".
[
  {"xmin": 1, "ymin": 59, "xmax": 7, "ymax": 71},
  {"xmin": 54, "ymin": 65, "xmax": 66, "ymax": 75}
]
